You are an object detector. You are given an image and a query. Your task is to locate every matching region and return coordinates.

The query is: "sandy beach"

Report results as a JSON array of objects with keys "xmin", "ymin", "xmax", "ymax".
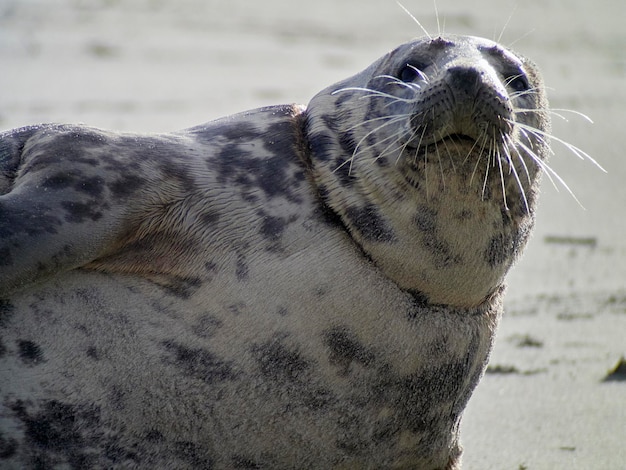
[{"xmin": 1, "ymin": 0, "xmax": 624, "ymax": 468}]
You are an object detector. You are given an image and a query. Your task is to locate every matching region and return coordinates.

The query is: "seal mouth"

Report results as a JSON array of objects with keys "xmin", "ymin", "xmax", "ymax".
[{"xmin": 406, "ymin": 133, "xmax": 478, "ymax": 154}]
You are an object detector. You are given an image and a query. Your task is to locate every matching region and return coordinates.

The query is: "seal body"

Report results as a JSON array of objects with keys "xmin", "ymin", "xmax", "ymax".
[{"xmin": 0, "ymin": 35, "xmax": 549, "ymax": 469}]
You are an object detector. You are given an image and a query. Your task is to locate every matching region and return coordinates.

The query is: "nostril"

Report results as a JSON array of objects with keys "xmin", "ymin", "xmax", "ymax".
[{"xmin": 446, "ymin": 66, "xmax": 483, "ymax": 95}]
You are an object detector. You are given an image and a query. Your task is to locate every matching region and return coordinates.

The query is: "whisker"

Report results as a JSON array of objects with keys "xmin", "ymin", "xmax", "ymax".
[
  {"xmin": 497, "ymin": 5, "xmax": 517, "ymax": 44},
  {"xmin": 374, "ymin": 129, "xmax": 411, "ymax": 166},
  {"xmin": 332, "ymin": 87, "xmax": 421, "ymax": 104},
  {"xmin": 397, "ymin": 2, "xmax": 432, "ymax": 40},
  {"xmin": 501, "ymin": 135, "xmax": 530, "ymax": 211},
  {"xmin": 495, "ymin": 142, "xmax": 510, "ymax": 210},
  {"xmin": 374, "ymin": 73, "xmax": 426, "ymax": 90},
  {"xmin": 344, "ymin": 113, "xmax": 404, "ymax": 133},
  {"xmin": 516, "ymin": 139, "xmax": 585, "ymax": 208},
  {"xmin": 504, "ymin": 133, "xmax": 531, "ymax": 185},
  {"xmin": 515, "ymin": 107, "xmax": 593, "ymax": 124},
  {"xmin": 512, "ymin": 120, "xmax": 606, "ymax": 172},
  {"xmin": 434, "ymin": 144, "xmax": 446, "ymax": 190},
  {"xmin": 548, "ymin": 108, "xmax": 594, "ymax": 123},
  {"xmin": 339, "ymin": 115, "xmax": 410, "ymax": 174}
]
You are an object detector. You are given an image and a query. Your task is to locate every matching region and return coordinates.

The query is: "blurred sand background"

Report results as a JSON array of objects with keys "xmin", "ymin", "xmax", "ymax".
[{"xmin": 1, "ymin": 0, "xmax": 624, "ymax": 468}]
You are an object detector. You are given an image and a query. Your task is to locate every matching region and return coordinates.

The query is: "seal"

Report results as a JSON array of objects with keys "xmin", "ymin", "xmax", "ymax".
[{"xmin": 0, "ymin": 34, "xmax": 550, "ymax": 469}]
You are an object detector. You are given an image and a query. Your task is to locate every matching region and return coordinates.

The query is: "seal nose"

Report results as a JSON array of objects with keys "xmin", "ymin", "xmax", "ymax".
[{"xmin": 446, "ymin": 66, "xmax": 482, "ymax": 96}]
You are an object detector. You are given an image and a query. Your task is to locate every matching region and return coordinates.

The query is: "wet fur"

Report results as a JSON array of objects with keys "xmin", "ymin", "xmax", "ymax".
[{"xmin": 1, "ymin": 35, "xmax": 552, "ymax": 469}]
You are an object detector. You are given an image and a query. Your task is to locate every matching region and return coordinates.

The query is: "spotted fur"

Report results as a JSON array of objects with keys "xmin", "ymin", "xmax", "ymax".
[{"xmin": 0, "ymin": 35, "xmax": 549, "ymax": 469}]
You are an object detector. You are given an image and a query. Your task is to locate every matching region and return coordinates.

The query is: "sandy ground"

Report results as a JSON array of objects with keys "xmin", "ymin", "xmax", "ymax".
[{"xmin": 1, "ymin": 0, "xmax": 624, "ymax": 468}]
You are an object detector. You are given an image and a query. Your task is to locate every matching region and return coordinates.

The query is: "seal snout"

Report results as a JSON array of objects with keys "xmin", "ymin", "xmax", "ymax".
[
  {"xmin": 446, "ymin": 65, "xmax": 484, "ymax": 97},
  {"xmin": 407, "ymin": 60, "xmax": 514, "ymax": 152}
]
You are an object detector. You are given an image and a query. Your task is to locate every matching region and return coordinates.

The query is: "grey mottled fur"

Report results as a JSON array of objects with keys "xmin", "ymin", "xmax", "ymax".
[{"xmin": 0, "ymin": 35, "xmax": 549, "ymax": 469}]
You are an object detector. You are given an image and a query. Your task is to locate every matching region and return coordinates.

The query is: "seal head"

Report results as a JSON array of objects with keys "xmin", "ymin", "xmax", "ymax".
[{"xmin": 306, "ymin": 35, "xmax": 550, "ymax": 307}]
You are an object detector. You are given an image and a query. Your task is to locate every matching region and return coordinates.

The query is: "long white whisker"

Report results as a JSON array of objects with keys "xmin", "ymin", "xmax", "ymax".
[
  {"xmin": 495, "ymin": 143, "xmax": 509, "ymax": 210},
  {"xmin": 497, "ymin": 5, "xmax": 516, "ymax": 43},
  {"xmin": 548, "ymin": 108, "xmax": 594, "ymax": 123},
  {"xmin": 516, "ymin": 139, "xmax": 585, "ymax": 208},
  {"xmin": 515, "ymin": 107, "xmax": 594, "ymax": 124},
  {"xmin": 340, "ymin": 115, "xmax": 410, "ymax": 174},
  {"xmin": 504, "ymin": 133, "xmax": 531, "ymax": 185},
  {"xmin": 332, "ymin": 87, "xmax": 421, "ymax": 104},
  {"xmin": 397, "ymin": 2, "xmax": 432, "ymax": 40},
  {"xmin": 373, "ymin": 73, "xmax": 425, "ymax": 90},
  {"xmin": 344, "ymin": 113, "xmax": 406, "ymax": 133},
  {"xmin": 502, "ymin": 135, "xmax": 530, "ymax": 212},
  {"xmin": 512, "ymin": 120, "xmax": 606, "ymax": 172}
]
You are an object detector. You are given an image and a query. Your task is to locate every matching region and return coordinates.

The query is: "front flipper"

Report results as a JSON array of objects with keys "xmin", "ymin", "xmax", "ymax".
[{"xmin": 0, "ymin": 125, "xmax": 135, "ymax": 296}]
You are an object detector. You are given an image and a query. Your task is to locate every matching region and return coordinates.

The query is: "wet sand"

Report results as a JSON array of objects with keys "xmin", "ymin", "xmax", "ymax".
[{"xmin": 1, "ymin": 1, "xmax": 624, "ymax": 468}]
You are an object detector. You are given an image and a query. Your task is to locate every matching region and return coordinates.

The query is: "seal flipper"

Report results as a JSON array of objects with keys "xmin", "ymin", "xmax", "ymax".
[{"xmin": 0, "ymin": 125, "xmax": 128, "ymax": 296}]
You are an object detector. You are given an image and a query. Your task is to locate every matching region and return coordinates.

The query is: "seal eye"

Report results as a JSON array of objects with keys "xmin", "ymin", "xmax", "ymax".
[
  {"xmin": 507, "ymin": 73, "xmax": 530, "ymax": 93},
  {"xmin": 399, "ymin": 64, "xmax": 423, "ymax": 82}
]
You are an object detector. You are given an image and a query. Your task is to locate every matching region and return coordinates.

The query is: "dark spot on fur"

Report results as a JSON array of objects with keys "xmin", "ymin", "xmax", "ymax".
[
  {"xmin": 259, "ymin": 213, "xmax": 287, "ymax": 241},
  {"xmin": 103, "ymin": 441, "xmax": 139, "ymax": 463},
  {"xmin": 263, "ymin": 120, "xmax": 298, "ymax": 156},
  {"xmin": 255, "ymin": 155, "xmax": 300, "ymax": 201},
  {"xmin": 414, "ymin": 206, "xmax": 437, "ymax": 232},
  {"xmin": 344, "ymin": 204, "xmax": 396, "ymax": 242},
  {"xmin": 158, "ymin": 276, "xmax": 202, "ymax": 299},
  {"xmin": 228, "ymin": 302, "xmax": 247, "ymax": 315},
  {"xmin": 0, "ymin": 202, "xmax": 62, "ymax": 238},
  {"xmin": 251, "ymin": 336, "xmax": 334, "ymax": 407},
  {"xmin": 325, "ymin": 327, "xmax": 376, "ymax": 374},
  {"xmin": 252, "ymin": 336, "xmax": 335, "ymax": 407},
  {"xmin": 307, "ymin": 131, "xmax": 336, "ymax": 162},
  {"xmin": 108, "ymin": 174, "xmax": 145, "ymax": 200},
  {"xmin": 0, "ymin": 246, "xmax": 13, "ymax": 266},
  {"xmin": 74, "ymin": 176, "xmax": 106, "ymax": 197},
  {"xmin": 162, "ymin": 340, "xmax": 237, "ymax": 383},
  {"xmin": 457, "ymin": 209, "xmax": 474, "ymax": 220},
  {"xmin": 335, "ymin": 92, "xmax": 353, "ymax": 108},
  {"xmin": 86, "ymin": 346, "xmax": 100, "ymax": 360},
  {"xmin": 338, "ymin": 131, "xmax": 358, "ymax": 156},
  {"xmin": 236, "ymin": 254, "xmax": 249, "ymax": 281},
  {"xmin": 0, "ymin": 433, "xmax": 18, "ymax": 459},
  {"xmin": 232, "ymin": 455, "xmax": 262, "ymax": 469},
  {"xmin": 0, "ymin": 299, "xmax": 15, "ymax": 327},
  {"xmin": 10, "ymin": 399, "xmax": 101, "ymax": 468},
  {"xmin": 211, "ymin": 121, "xmax": 263, "ymax": 143},
  {"xmin": 374, "ymin": 361, "xmax": 470, "ymax": 434},
  {"xmin": 313, "ymin": 187, "xmax": 345, "ymax": 229},
  {"xmin": 253, "ymin": 337, "xmax": 310, "ymax": 382},
  {"xmin": 486, "ymin": 233, "xmax": 510, "ymax": 267},
  {"xmin": 192, "ymin": 314, "xmax": 223, "ymax": 339},
  {"xmin": 408, "ymin": 290, "xmax": 430, "ymax": 309},
  {"xmin": 200, "ymin": 210, "xmax": 220, "ymax": 226},
  {"xmin": 144, "ymin": 429, "xmax": 164, "ymax": 442},
  {"xmin": 314, "ymin": 284, "xmax": 329, "ymax": 297},
  {"xmin": 420, "ymin": 231, "xmax": 462, "ymax": 268},
  {"xmin": 41, "ymin": 172, "xmax": 76, "ymax": 189},
  {"xmin": 61, "ymin": 200, "xmax": 103, "ymax": 223},
  {"xmin": 0, "ymin": 338, "xmax": 6, "ymax": 358},
  {"xmin": 174, "ymin": 441, "xmax": 214, "ymax": 468},
  {"xmin": 333, "ymin": 156, "xmax": 354, "ymax": 187},
  {"xmin": 211, "ymin": 119, "xmax": 303, "ymax": 202},
  {"xmin": 17, "ymin": 340, "xmax": 45, "ymax": 365}
]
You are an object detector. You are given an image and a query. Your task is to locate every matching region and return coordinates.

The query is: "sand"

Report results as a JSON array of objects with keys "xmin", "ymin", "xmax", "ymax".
[{"xmin": 1, "ymin": 0, "xmax": 624, "ymax": 468}]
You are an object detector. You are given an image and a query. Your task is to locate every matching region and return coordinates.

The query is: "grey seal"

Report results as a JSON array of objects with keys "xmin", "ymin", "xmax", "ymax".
[{"xmin": 0, "ymin": 34, "xmax": 549, "ymax": 469}]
